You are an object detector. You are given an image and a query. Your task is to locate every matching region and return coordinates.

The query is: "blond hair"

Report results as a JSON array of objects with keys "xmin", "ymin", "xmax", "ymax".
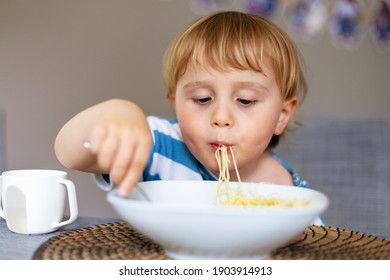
[
  {"xmin": 163, "ymin": 11, "xmax": 307, "ymax": 103},
  {"xmin": 163, "ymin": 11, "xmax": 307, "ymax": 148}
]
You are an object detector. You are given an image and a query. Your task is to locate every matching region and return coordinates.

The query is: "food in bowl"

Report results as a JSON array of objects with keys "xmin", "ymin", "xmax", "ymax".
[
  {"xmin": 214, "ymin": 145, "xmax": 311, "ymax": 207},
  {"xmin": 107, "ymin": 180, "xmax": 328, "ymax": 259}
]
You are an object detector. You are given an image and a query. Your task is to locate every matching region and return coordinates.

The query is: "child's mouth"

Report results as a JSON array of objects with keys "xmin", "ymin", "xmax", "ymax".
[{"xmin": 211, "ymin": 143, "xmax": 231, "ymax": 152}]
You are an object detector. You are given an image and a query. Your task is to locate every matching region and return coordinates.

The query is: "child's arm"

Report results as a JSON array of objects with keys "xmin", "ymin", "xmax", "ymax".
[{"xmin": 54, "ymin": 98, "xmax": 153, "ymax": 196}]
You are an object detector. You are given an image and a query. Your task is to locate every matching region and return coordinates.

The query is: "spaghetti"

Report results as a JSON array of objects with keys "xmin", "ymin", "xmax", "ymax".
[{"xmin": 214, "ymin": 145, "xmax": 310, "ymax": 207}]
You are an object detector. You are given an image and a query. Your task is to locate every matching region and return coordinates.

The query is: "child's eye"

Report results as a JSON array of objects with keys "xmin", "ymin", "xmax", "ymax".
[
  {"xmin": 194, "ymin": 97, "xmax": 212, "ymax": 104},
  {"xmin": 237, "ymin": 98, "xmax": 255, "ymax": 106}
]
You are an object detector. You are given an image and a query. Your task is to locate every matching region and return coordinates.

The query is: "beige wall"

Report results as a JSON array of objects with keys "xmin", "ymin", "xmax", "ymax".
[{"xmin": 1, "ymin": 0, "xmax": 389, "ymax": 218}]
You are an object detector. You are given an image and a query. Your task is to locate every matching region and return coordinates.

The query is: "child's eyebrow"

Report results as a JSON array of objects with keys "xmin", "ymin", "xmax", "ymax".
[
  {"xmin": 183, "ymin": 81, "xmax": 209, "ymax": 89},
  {"xmin": 183, "ymin": 81, "xmax": 268, "ymax": 90},
  {"xmin": 233, "ymin": 81, "xmax": 268, "ymax": 91}
]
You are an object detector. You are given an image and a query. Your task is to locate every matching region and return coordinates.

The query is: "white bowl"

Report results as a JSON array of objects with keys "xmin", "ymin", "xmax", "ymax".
[{"xmin": 107, "ymin": 180, "xmax": 328, "ymax": 259}]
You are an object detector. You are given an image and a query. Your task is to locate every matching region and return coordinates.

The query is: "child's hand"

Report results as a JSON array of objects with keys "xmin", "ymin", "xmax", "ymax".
[{"xmin": 86, "ymin": 103, "xmax": 152, "ymax": 197}]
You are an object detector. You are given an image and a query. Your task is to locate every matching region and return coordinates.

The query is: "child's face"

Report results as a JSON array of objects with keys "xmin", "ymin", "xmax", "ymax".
[{"xmin": 171, "ymin": 62, "xmax": 297, "ymax": 179}]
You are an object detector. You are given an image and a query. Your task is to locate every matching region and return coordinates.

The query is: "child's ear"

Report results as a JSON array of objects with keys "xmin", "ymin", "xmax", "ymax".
[
  {"xmin": 168, "ymin": 94, "xmax": 176, "ymax": 111},
  {"xmin": 274, "ymin": 97, "xmax": 298, "ymax": 135}
]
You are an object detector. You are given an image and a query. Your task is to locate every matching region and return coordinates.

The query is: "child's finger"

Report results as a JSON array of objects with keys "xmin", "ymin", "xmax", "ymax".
[
  {"xmin": 89, "ymin": 125, "xmax": 108, "ymax": 154},
  {"xmin": 97, "ymin": 129, "xmax": 119, "ymax": 171},
  {"xmin": 110, "ymin": 132, "xmax": 134, "ymax": 185},
  {"xmin": 116, "ymin": 163, "xmax": 143, "ymax": 197},
  {"xmin": 117, "ymin": 145, "xmax": 150, "ymax": 197}
]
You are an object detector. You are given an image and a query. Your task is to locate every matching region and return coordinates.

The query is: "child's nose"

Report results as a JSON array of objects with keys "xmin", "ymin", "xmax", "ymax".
[{"xmin": 210, "ymin": 105, "xmax": 233, "ymax": 128}]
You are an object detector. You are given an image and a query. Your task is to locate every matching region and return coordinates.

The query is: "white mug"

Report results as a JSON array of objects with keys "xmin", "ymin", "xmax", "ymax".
[{"xmin": 0, "ymin": 169, "xmax": 78, "ymax": 234}]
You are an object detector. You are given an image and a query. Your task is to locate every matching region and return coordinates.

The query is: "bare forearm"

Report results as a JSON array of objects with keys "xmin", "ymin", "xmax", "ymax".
[{"xmin": 54, "ymin": 98, "xmax": 149, "ymax": 173}]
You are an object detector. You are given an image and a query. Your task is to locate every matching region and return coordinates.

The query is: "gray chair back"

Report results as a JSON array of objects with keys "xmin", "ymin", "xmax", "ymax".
[{"xmin": 275, "ymin": 117, "xmax": 390, "ymax": 236}]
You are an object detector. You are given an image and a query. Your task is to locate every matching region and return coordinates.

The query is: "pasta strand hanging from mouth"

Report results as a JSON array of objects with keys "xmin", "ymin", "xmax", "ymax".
[
  {"xmin": 214, "ymin": 145, "xmax": 310, "ymax": 207},
  {"xmin": 214, "ymin": 145, "xmax": 246, "ymax": 206}
]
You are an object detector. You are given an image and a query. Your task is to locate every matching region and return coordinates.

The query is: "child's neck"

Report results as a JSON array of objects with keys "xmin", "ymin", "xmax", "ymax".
[{"xmin": 230, "ymin": 151, "xmax": 294, "ymax": 186}]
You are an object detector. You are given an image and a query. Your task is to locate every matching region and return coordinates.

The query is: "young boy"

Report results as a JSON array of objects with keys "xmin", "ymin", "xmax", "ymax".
[{"xmin": 55, "ymin": 11, "xmax": 308, "ymax": 198}]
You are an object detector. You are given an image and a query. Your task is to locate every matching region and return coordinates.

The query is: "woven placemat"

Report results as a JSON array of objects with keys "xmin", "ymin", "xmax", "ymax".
[
  {"xmin": 272, "ymin": 226, "xmax": 390, "ymax": 260},
  {"xmin": 33, "ymin": 222, "xmax": 390, "ymax": 260}
]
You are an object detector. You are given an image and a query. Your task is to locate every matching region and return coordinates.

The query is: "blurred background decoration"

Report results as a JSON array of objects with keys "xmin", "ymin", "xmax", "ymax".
[{"xmin": 189, "ymin": 0, "xmax": 390, "ymax": 54}]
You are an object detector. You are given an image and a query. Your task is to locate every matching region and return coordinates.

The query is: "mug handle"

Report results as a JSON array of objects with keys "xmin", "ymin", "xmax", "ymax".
[
  {"xmin": 0, "ymin": 175, "xmax": 5, "ymax": 219},
  {"xmin": 53, "ymin": 178, "xmax": 78, "ymax": 228}
]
